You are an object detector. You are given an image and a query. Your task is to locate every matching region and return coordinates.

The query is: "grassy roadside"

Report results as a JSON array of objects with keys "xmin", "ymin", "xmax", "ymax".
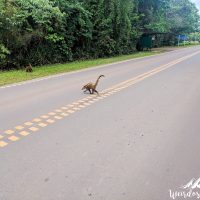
[{"xmin": 0, "ymin": 51, "xmax": 162, "ymax": 87}]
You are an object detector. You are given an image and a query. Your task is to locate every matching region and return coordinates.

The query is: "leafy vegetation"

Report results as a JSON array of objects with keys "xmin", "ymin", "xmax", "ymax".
[
  {"xmin": 0, "ymin": 51, "xmax": 160, "ymax": 86},
  {"xmin": 0, "ymin": 0, "xmax": 199, "ymax": 70},
  {"xmin": 189, "ymin": 32, "xmax": 200, "ymax": 42}
]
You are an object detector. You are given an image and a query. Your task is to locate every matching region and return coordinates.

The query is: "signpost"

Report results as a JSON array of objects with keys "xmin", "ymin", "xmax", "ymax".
[{"xmin": 177, "ymin": 35, "xmax": 187, "ymax": 46}]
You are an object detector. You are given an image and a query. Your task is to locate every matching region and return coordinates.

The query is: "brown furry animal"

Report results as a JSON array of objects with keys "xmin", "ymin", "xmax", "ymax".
[
  {"xmin": 82, "ymin": 75, "xmax": 105, "ymax": 94},
  {"xmin": 25, "ymin": 63, "xmax": 33, "ymax": 72}
]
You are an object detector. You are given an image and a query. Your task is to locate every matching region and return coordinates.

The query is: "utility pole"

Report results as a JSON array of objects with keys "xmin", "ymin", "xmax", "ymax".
[{"xmin": 178, "ymin": 35, "xmax": 180, "ymax": 47}]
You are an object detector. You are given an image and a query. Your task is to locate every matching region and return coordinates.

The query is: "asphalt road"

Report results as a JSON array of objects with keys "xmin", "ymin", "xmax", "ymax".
[{"xmin": 0, "ymin": 46, "xmax": 200, "ymax": 200}]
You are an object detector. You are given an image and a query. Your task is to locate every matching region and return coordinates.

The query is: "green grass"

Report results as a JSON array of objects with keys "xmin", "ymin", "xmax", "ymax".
[
  {"xmin": 0, "ymin": 51, "xmax": 161, "ymax": 86},
  {"xmin": 178, "ymin": 41, "xmax": 200, "ymax": 47}
]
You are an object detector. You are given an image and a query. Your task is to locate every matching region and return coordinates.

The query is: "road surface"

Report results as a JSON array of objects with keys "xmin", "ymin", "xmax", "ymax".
[{"xmin": 0, "ymin": 46, "xmax": 200, "ymax": 200}]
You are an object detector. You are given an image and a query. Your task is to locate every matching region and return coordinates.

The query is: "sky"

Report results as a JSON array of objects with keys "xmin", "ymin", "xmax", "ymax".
[{"xmin": 190, "ymin": 0, "xmax": 200, "ymax": 12}]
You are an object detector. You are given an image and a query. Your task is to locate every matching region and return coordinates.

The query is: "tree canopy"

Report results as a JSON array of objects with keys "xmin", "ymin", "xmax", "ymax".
[{"xmin": 0, "ymin": 0, "xmax": 199, "ymax": 70}]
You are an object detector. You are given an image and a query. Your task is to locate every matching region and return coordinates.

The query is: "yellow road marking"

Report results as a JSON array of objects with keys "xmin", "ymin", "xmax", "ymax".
[
  {"xmin": 46, "ymin": 119, "xmax": 55, "ymax": 124},
  {"xmin": 41, "ymin": 115, "xmax": 49, "ymax": 119},
  {"xmin": 67, "ymin": 110, "xmax": 75, "ymax": 114},
  {"xmin": 4, "ymin": 130, "xmax": 15, "ymax": 135},
  {"xmin": 61, "ymin": 113, "xmax": 69, "ymax": 116},
  {"xmin": 24, "ymin": 122, "xmax": 33, "ymax": 126},
  {"xmin": 78, "ymin": 105, "xmax": 85, "ymax": 108},
  {"xmin": 78, "ymin": 100, "xmax": 85, "ymax": 103},
  {"xmin": 0, "ymin": 141, "xmax": 8, "ymax": 147},
  {"xmin": 29, "ymin": 127, "xmax": 39, "ymax": 132},
  {"xmin": 1, "ymin": 50, "xmax": 199, "ymax": 148},
  {"xmin": 8, "ymin": 136, "xmax": 19, "ymax": 141},
  {"xmin": 19, "ymin": 131, "xmax": 30, "ymax": 136},
  {"xmin": 33, "ymin": 118, "xmax": 41, "ymax": 122},
  {"xmin": 38, "ymin": 123, "xmax": 47, "ymax": 127},
  {"xmin": 108, "ymin": 91, "xmax": 115, "ymax": 94},
  {"xmin": 15, "ymin": 126, "xmax": 24, "ymax": 130},
  {"xmin": 48, "ymin": 112, "xmax": 56, "ymax": 115},
  {"xmin": 54, "ymin": 116, "xmax": 62, "ymax": 120},
  {"xmin": 73, "ymin": 107, "xmax": 80, "ymax": 111}
]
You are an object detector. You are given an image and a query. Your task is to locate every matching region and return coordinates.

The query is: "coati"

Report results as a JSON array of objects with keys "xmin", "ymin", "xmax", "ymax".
[
  {"xmin": 25, "ymin": 63, "xmax": 33, "ymax": 72},
  {"xmin": 82, "ymin": 75, "xmax": 105, "ymax": 94}
]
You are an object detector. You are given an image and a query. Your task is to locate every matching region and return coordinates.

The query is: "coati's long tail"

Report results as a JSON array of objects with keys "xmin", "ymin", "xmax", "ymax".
[{"xmin": 94, "ymin": 75, "xmax": 105, "ymax": 89}]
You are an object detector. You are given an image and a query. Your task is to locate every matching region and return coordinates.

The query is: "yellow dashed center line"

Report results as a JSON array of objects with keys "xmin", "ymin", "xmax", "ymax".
[
  {"xmin": 78, "ymin": 105, "xmax": 86, "ymax": 108},
  {"xmin": 0, "ymin": 141, "xmax": 8, "ymax": 147},
  {"xmin": 61, "ymin": 113, "xmax": 69, "ymax": 117},
  {"xmin": 55, "ymin": 109, "xmax": 62, "ymax": 113},
  {"xmin": 15, "ymin": 126, "xmax": 24, "ymax": 130},
  {"xmin": 48, "ymin": 112, "xmax": 56, "ymax": 116},
  {"xmin": 38, "ymin": 123, "xmax": 47, "ymax": 127},
  {"xmin": 54, "ymin": 116, "xmax": 63, "ymax": 120},
  {"xmin": 78, "ymin": 100, "xmax": 85, "ymax": 103},
  {"xmin": 46, "ymin": 119, "xmax": 55, "ymax": 124},
  {"xmin": 41, "ymin": 115, "xmax": 49, "ymax": 119},
  {"xmin": 67, "ymin": 110, "xmax": 75, "ymax": 114},
  {"xmin": 33, "ymin": 118, "xmax": 41, "ymax": 122},
  {"xmin": 1, "ymin": 50, "xmax": 200, "ymax": 148},
  {"xmin": 4, "ymin": 130, "xmax": 15, "ymax": 135},
  {"xmin": 24, "ymin": 122, "xmax": 33, "ymax": 126},
  {"xmin": 8, "ymin": 136, "xmax": 19, "ymax": 142},
  {"xmin": 19, "ymin": 131, "xmax": 30, "ymax": 136},
  {"xmin": 29, "ymin": 127, "xmax": 39, "ymax": 132},
  {"xmin": 73, "ymin": 107, "xmax": 80, "ymax": 111}
]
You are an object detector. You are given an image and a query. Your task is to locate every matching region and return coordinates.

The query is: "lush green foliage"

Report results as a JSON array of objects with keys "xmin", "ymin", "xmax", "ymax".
[
  {"xmin": 0, "ymin": 51, "xmax": 159, "ymax": 86},
  {"xmin": 189, "ymin": 32, "xmax": 200, "ymax": 42},
  {"xmin": 0, "ymin": 0, "xmax": 199, "ymax": 70}
]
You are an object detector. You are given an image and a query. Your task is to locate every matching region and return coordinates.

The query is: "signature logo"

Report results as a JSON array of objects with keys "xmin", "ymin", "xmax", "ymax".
[
  {"xmin": 181, "ymin": 178, "xmax": 200, "ymax": 190},
  {"xmin": 169, "ymin": 178, "xmax": 200, "ymax": 199}
]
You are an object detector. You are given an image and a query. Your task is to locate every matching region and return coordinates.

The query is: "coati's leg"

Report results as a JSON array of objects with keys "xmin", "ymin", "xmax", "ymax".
[
  {"xmin": 83, "ymin": 88, "xmax": 92, "ymax": 94},
  {"xmin": 93, "ymin": 89, "xmax": 99, "ymax": 95}
]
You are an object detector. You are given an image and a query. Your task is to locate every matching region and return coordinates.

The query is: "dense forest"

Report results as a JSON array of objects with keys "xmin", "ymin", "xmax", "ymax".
[{"xmin": 0, "ymin": 0, "xmax": 199, "ymax": 70}]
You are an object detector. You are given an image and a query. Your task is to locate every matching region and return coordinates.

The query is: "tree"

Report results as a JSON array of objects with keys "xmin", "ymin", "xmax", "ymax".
[
  {"xmin": 0, "ymin": 0, "xmax": 199, "ymax": 70},
  {"xmin": 166, "ymin": 0, "xmax": 200, "ymax": 34}
]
